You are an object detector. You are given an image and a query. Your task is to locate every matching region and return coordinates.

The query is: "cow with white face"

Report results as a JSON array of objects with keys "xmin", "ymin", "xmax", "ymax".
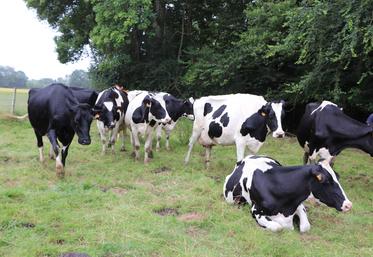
[
  {"xmin": 124, "ymin": 91, "xmax": 171, "ymax": 163},
  {"xmin": 224, "ymin": 155, "xmax": 352, "ymax": 232},
  {"xmin": 155, "ymin": 93, "xmax": 194, "ymax": 151},
  {"xmin": 184, "ymin": 94, "xmax": 285, "ymax": 166},
  {"xmin": 94, "ymin": 86, "xmax": 129, "ymax": 154}
]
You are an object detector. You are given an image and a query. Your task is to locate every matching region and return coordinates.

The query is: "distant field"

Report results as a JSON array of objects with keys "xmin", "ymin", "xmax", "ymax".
[
  {"xmin": 0, "ymin": 118, "xmax": 372, "ymax": 257},
  {"xmin": 0, "ymin": 87, "xmax": 29, "ymax": 114}
]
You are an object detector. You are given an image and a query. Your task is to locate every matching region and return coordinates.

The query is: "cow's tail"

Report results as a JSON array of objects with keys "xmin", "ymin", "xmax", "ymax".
[{"xmin": 1, "ymin": 113, "xmax": 29, "ymax": 121}]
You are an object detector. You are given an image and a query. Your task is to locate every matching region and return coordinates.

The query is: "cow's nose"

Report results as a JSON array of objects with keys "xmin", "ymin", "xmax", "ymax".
[
  {"xmin": 163, "ymin": 117, "xmax": 171, "ymax": 124},
  {"xmin": 341, "ymin": 200, "xmax": 352, "ymax": 212},
  {"xmin": 108, "ymin": 123, "xmax": 115, "ymax": 129},
  {"xmin": 79, "ymin": 138, "xmax": 91, "ymax": 145},
  {"xmin": 273, "ymin": 131, "xmax": 285, "ymax": 138}
]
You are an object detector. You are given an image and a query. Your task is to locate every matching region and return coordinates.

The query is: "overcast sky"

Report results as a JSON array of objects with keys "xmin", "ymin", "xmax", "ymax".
[{"xmin": 0, "ymin": 0, "xmax": 91, "ymax": 80}]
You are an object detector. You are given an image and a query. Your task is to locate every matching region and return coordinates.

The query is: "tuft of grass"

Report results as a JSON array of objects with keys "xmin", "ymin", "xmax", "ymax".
[{"xmin": 0, "ymin": 118, "xmax": 372, "ymax": 257}]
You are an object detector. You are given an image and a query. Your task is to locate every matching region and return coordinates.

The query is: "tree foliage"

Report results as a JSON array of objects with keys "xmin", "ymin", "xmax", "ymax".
[
  {"xmin": 0, "ymin": 66, "xmax": 28, "ymax": 88},
  {"xmin": 25, "ymin": 0, "xmax": 373, "ymax": 113}
]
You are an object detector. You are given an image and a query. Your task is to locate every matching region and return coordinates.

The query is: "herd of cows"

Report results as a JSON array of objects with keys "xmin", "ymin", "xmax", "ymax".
[{"xmin": 26, "ymin": 83, "xmax": 373, "ymax": 233}]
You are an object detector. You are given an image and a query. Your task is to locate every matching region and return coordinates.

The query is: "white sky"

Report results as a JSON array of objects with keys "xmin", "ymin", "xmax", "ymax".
[{"xmin": 0, "ymin": 0, "xmax": 91, "ymax": 80}]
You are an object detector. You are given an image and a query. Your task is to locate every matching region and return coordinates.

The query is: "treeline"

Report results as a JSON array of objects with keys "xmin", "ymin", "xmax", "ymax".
[
  {"xmin": 0, "ymin": 65, "xmax": 91, "ymax": 88},
  {"xmin": 25, "ymin": 0, "xmax": 372, "ymax": 115}
]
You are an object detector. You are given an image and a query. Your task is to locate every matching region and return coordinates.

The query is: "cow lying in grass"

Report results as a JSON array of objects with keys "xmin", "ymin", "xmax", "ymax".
[{"xmin": 223, "ymin": 155, "xmax": 352, "ymax": 232}]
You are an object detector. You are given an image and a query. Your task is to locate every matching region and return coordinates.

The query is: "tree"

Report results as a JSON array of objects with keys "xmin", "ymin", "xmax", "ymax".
[
  {"xmin": 68, "ymin": 69, "xmax": 91, "ymax": 88},
  {"xmin": 0, "ymin": 66, "xmax": 28, "ymax": 88}
]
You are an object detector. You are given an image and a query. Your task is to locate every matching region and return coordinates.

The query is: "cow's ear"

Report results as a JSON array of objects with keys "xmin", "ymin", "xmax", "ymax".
[
  {"xmin": 110, "ymin": 90, "xmax": 119, "ymax": 99},
  {"xmin": 91, "ymin": 107, "xmax": 101, "ymax": 119},
  {"xmin": 142, "ymin": 96, "xmax": 151, "ymax": 108},
  {"xmin": 311, "ymin": 166, "xmax": 326, "ymax": 183},
  {"xmin": 258, "ymin": 103, "xmax": 271, "ymax": 117}
]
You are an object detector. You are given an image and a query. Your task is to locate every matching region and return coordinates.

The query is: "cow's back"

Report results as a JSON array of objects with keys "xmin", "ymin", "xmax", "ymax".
[
  {"xmin": 28, "ymin": 84, "xmax": 75, "ymax": 135},
  {"xmin": 194, "ymin": 94, "xmax": 267, "ymax": 145},
  {"xmin": 297, "ymin": 102, "xmax": 320, "ymax": 148}
]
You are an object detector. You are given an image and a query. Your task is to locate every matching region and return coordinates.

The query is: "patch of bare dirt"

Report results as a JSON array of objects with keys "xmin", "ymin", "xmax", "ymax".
[
  {"xmin": 110, "ymin": 187, "xmax": 128, "ymax": 196},
  {"xmin": 300, "ymin": 234, "xmax": 322, "ymax": 242},
  {"xmin": 154, "ymin": 208, "xmax": 179, "ymax": 216},
  {"xmin": 151, "ymin": 166, "xmax": 172, "ymax": 174},
  {"xmin": 177, "ymin": 212, "xmax": 205, "ymax": 222}
]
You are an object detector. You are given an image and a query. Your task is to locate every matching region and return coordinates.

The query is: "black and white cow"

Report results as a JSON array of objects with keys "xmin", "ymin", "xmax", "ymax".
[
  {"xmin": 297, "ymin": 100, "xmax": 373, "ymax": 164},
  {"xmin": 28, "ymin": 83, "xmax": 94, "ymax": 177},
  {"xmin": 155, "ymin": 93, "xmax": 194, "ymax": 151},
  {"xmin": 184, "ymin": 94, "xmax": 285, "ymax": 166},
  {"xmin": 124, "ymin": 91, "xmax": 171, "ymax": 163},
  {"xmin": 94, "ymin": 87, "xmax": 129, "ymax": 154},
  {"xmin": 224, "ymin": 155, "xmax": 352, "ymax": 232}
]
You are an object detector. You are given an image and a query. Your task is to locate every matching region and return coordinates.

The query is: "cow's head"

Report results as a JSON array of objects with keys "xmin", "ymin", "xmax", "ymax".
[
  {"xmin": 309, "ymin": 160, "xmax": 352, "ymax": 212},
  {"xmin": 182, "ymin": 97, "xmax": 195, "ymax": 120},
  {"xmin": 259, "ymin": 100, "xmax": 285, "ymax": 138},
  {"xmin": 148, "ymin": 94, "xmax": 171, "ymax": 124},
  {"xmin": 94, "ymin": 89, "xmax": 122, "ymax": 129},
  {"xmin": 69, "ymin": 103, "xmax": 93, "ymax": 145},
  {"xmin": 163, "ymin": 94, "xmax": 194, "ymax": 121}
]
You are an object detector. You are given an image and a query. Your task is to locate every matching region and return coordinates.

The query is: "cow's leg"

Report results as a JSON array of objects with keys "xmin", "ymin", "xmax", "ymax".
[
  {"xmin": 156, "ymin": 126, "xmax": 162, "ymax": 152},
  {"xmin": 97, "ymin": 121, "xmax": 107, "ymax": 154},
  {"xmin": 131, "ymin": 127, "xmax": 141, "ymax": 161},
  {"xmin": 184, "ymin": 127, "xmax": 202, "ymax": 164},
  {"xmin": 204, "ymin": 145, "xmax": 212, "ymax": 168},
  {"xmin": 235, "ymin": 141, "xmax": 246, "ymax": 162},
  {"xmin": 165, "ymin": 129, "xmax": 171, "ymax": 151},
  {"xmin": 109, "ymin": 123, "xmax": 121, "ymax": 154},
  {"xmin": 144, "ymin": 126, "xmax": 154, "ymax": 164},
  {"xmin": 295, "ymin": 204, "xmax": 311, "ymax": 233},
  {"xmin": 47, "ymin": 130, "xmax": 63, "ymax": 176},
  {"xmin": 251, "ymin": 205, "xmax": 282, "ymax": 232},
  {"xmin": 119, "ymin": 128, "xmax": 126, "ymax": 152},
  {"xmin": 303, "ymin": 152, "xmax": 309, "ymax": 165},
  {"xmin": 49, "ymin": 143, "xmax": 55, "ymax": 160},
  {"xmin": 34, "ymin": 131, "xmax": 44, "ymax": 162}
]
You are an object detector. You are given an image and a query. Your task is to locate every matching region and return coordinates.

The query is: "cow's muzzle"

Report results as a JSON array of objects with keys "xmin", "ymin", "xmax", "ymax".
[
  {"xmin": 341, "ymin": 200, "xmax": 352, "ymax": 212},
  {"xmin": 78, "ymin": 138, "xmax": 91, "ymax": 145},
  {"xmin": 273, "ymin": 131, "xmax": 285, "ymax": 138}
]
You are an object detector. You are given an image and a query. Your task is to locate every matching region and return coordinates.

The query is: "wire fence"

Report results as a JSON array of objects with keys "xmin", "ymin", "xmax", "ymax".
[{"xmin": 0, "ymin": 87, "xmax": 29, "ymax": 115}]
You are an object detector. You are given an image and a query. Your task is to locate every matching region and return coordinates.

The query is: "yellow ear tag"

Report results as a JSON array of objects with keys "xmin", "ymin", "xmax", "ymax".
[
  {"xmin": 261, "ymin": 112, "xmax": 266, "ymax": 117},
  {"xmin": 316, "ymin": 174, "xmax": 323, "ymax": 182}
]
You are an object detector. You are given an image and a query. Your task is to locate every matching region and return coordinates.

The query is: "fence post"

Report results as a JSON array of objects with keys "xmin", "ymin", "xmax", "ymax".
[{"xmin": 11, "ymin": 87, "xmax": 17, "ymax": 114}]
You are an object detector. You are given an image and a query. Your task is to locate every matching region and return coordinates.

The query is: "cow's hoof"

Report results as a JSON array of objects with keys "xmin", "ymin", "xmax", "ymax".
[
  {"xmin": 120, "ymin": 147, "xmax": 126, "ymax": 152},
  {"xmin": 148, "ymin": 151, "xmax": 154, "ymax": 159},
  {"xmin": 155, "ymin": 147, "xmax": 160, "ymax": 152},
  {"xmin": 56, "ymin": 165, "xmax": 64, "ymax": 178}
]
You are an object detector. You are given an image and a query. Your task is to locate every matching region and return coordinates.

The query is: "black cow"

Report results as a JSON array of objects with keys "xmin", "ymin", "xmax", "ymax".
[
  {"xmin": 70, "ymin": 87, "xmax": 98, "ymax": 107},
  {"xmin": 366, "ymin": 113, "xmax": 373, "ymax": 126},
  {"xmin": 297, "ymin": 101, "xmax": 373, "ymax": 164},
  {"xmin": 28, "ymin": 83, "xmax": 94, "ymax": 177},
  {"xmin": 224, "ymin": 155, "xmax": 352, "ymax": 232},
  {"xmin": 155, "ymin": 93, "xmax": 194, "ymax": 151}
]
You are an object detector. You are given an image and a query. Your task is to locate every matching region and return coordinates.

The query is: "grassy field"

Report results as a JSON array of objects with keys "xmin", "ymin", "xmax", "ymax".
[
  {"xmin": 0, "ymin": 87, "xmax": 29, "ymax": 115},
  {"xmin": 0, "ymin": 118, "xmax": 372, "ymax": 257}
]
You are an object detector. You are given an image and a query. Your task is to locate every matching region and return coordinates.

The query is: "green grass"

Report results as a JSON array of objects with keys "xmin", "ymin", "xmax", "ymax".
[{"xmin": 0, "ymin": 118, "xmax": 372, "ymax": 257}]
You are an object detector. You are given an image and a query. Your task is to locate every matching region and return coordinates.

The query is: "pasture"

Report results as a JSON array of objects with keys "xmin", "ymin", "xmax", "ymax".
[
  {"xmin": 0, "ymin": 117, "xmax": 372, "ymax": 257},
  {"xmin": 0, "ymin": 87, "xmax": 29, "ymax": 115}
]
